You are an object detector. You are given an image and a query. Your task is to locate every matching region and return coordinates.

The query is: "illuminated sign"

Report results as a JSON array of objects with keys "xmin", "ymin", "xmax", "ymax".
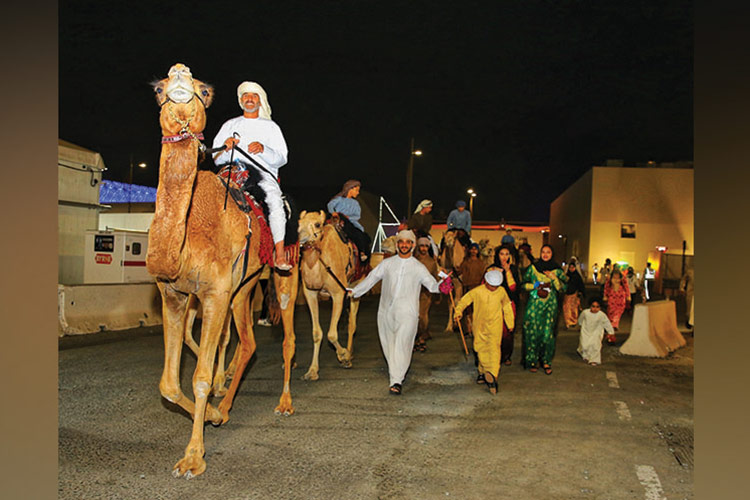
[{"xmin": 95, "ymin": 253, "xmax": 113, "ymax": 264}]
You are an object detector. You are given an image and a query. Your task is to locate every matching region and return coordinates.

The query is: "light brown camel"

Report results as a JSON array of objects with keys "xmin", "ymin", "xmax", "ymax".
[
  {"xmin": 146, "ymin": 63, "xmax": 299, "ymax": 478},
  {"xmin": 297, "ymin": 210, "xmax": 365, "ymax": 380},
  {"xmin": 438, "ymin": 230, "xmax": 467, "ymax": 332}
]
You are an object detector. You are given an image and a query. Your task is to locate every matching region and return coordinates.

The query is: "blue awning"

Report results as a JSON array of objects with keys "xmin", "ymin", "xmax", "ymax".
[{"xmin": 99, "ymin": 180, "xmax": 157, "ymax": 203}]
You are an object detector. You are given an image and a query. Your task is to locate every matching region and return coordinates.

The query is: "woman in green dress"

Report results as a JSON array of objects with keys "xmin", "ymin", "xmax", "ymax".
[{"xmin": 521, "ymin": 244, "xmax": 568, "ymax": 374}]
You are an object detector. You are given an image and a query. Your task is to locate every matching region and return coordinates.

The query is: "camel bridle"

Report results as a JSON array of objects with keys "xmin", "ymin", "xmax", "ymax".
[{"xmin": 159, "ymin": 90, "xmax": 210, "ymax": 144}]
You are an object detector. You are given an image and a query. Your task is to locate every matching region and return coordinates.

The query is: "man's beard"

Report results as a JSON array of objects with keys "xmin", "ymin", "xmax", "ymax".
[{"xmin": 243, "ymin": 103, "xmax": 260, "ymax": 114}]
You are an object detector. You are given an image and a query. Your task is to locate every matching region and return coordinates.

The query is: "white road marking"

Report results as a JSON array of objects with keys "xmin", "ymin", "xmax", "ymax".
[
  {"xmin": 635, "ymin": 465, "xmax": 667, "ymax": 500},
  {"xmin": 606, "ymin": 371, "xmax": 620, "ymax": 388},
  {"xmin": 614, "ymin": 400, "xmax": 632, "ymax": 421}
]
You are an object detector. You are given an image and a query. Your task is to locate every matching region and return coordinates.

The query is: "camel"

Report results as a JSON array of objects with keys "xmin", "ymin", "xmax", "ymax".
[
  {"xmin": 297, "ymin": 210, "xmax": 368, "ymax": 380},
  {"xmin": 146, "ymin": 63, "xmax": 299, "ymax": 478},
  {"xmin": 438, "ymin": 229, "xmax": 468, "ymax": 332},
  {"xmin": 478, "ymin": 238, "xmax": 496, "ymax": 267}
]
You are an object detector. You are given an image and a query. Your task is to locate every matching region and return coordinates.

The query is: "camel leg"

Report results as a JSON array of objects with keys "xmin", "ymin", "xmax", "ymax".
[
  {"xmin": 227, "ymin": 279, "xmax": 260, "ymax": 378},
  {"xmin": 445, "ymin": 297, "xmax": 455, "ymax": 332},
  {"xmin": 343, "ymin": 297, "xmax": 361, "ymax": 364},
  {"xmin": 183, "ymin": 294, "xmax": 200, "ymax": 357},
  {"xmin": 327, "ymin": 289, "xmax": 351, "ymax": 368},
  {"xmin": 217, "ymin": 281, "xmax": 258, "ymax": 422},
  {"xmin": 211, "ymin": 311, "xmax": 232, "ymax": 397},
  {"xmin": 274, "ymin": 265, "xmax": 298, "ymax": 415},
  {"xmin": 158, "ymin": 283, "xmax": 222, "ymax": 425},
  {"xmin": 301, "ymin": 284, "xmax": 324, "ymax": 381},
  {"xmin": 173, "ymin": 290, "xmax": 230, "ymax": 479}
]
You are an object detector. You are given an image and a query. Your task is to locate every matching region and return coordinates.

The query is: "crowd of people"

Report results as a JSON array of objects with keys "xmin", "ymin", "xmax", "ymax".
[{"xmin": 214, "ymin": 78, "xmax": 689, "ymax": 398}]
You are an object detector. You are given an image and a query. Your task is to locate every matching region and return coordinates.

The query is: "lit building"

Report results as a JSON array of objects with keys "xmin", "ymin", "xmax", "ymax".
[{"xmin": 549, "ymin": 163, "xmax": 693, "ymax": 286}]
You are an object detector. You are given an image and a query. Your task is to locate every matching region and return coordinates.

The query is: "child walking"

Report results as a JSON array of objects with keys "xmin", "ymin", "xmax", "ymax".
[
  {"xmin": 454, "ymin": 269, "xmax": 515, "ymax": 394},
  {"xmin": 577, "ymin": 298, "xmax": 614, "ymax": 366}
]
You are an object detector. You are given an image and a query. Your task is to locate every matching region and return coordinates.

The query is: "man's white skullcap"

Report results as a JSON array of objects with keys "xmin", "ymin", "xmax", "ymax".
[
  {"xmin": 417, "ymin": 237, "xmax": 431, "ymax": 246},
  {"xmin": 396, "ymin": 229, "xmax": 416, "ymax": 243},
  {"xmin": 484, "ymin": 269, "xmax": 503, "ymax": 287},
  {"xmin": 237, "ymin": 81, "xmax": 272, "ymax": 119}
]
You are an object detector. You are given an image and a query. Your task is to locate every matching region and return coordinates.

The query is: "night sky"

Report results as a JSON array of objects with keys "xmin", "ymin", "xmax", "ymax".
[{"xmin": 59, "ymin": 1, "xmax": 692, "ymax": 222}]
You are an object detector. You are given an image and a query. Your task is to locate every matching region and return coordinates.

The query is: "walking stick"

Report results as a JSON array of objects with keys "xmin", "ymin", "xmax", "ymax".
[{"xmin": 449, "ymin": 289, "xmax": 469, "ymax": 357}]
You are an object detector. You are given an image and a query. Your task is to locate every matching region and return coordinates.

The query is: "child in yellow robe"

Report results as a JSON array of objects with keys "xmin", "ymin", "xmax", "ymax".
[{"xmin": 454, "ymin": 269, "xmax": 515, "ymax": 394}]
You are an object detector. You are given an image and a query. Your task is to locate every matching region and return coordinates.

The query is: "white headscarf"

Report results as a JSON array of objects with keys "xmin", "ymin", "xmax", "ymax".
[
  {"xmin": 396, "ymin": 229, "xmax": 416, "ymax": 243},
  {"xmin": 237, "ymin": 81, "xmax": 272, "ymax": 119},
  {"xmin": 414, "ymin": 199, "xmax": 433, "ymax": 214}
]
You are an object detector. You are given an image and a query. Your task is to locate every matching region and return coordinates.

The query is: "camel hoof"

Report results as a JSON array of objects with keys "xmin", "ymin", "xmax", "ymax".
[
  {"xmin": 205, "ymin": 406, "xmax": 223, "ymax": 426},
  {"xmin": 302, "ymin": 370, "xmax": 319, "ymax": 381},
  {"xmin": 274, "ymin": 395, "xmax": 295, "ymax": 416},
  {"xmin": 173, "ymin": 455, "xmax": 206, "ymax": 479},
  {"xmin": 341, "ymin": 360, "xmax": 353, "ymax": 369}
]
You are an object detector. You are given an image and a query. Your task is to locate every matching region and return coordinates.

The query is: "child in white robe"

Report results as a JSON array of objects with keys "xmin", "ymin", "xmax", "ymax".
[{"xmin": 577, "ymin": 298, "xmax": 614, "ymax": 366}]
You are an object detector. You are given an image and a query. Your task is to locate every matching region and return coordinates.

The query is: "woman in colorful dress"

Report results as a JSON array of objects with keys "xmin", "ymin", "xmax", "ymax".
[
  {"xmin": 521, "ymin": 244, "xmax": 568, "ymax": 375},
  {"xmin": 562, "ymin": 261, "xmax": 586, "ymax": 329},
  {"xmin": 603, "ymin": 268, "xmax": 630, "ymax": 343},
  {"xmin": 493, "ymin": 244, "xmax": 520, "ymax": 366}
]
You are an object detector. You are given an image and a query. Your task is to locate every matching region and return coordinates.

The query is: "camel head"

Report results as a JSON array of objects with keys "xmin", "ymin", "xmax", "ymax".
[
  {"xmin": 152, "ymin": 63, "xmax": 214, "ymax": 138},
  {"xmin": 440, "ymin": 230, "xmax": 465, "ymax": 270},
  {"xmin": 298, "ymin": 210, "xmax": 327, "ymax": 244}
]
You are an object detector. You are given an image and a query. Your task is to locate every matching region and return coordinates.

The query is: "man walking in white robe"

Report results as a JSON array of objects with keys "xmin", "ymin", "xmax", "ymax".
[{"xmin": 349, "ymin": 230, "xmax": 445, "ymax": 395}]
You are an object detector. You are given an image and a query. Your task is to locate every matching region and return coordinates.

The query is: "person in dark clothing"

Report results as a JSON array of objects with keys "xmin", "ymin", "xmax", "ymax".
[
  {"xmin": 562, "ymin": 262, "xmax": 586, "ymax": 329},
  {"xmin": 492, "ymin": 244, "xmax": 521, "ymax": 365}
]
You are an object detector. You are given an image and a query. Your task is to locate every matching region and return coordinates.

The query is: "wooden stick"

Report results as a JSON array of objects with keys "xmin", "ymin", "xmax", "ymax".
[{"xmin": 449, "ymin": 290, "xmax": 469, "ymax": 356}]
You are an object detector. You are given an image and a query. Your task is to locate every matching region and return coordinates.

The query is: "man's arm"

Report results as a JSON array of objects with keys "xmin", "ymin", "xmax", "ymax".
[
  {"xmin": 501, "ymin": 290, "xmax": 515, "ymax": 330},
  {"xmin": 253, "ymin": 122, "xmax": 288, "ymax": 170},
  {"xmin": 351, "ymin": 260, "xmax": 386, "ymax": 298},
  {"xmin": 453, "ymin": 288, "xmax": 475, "ymax": 319},
  {"xmin": 418, "ymin": 264, "xmax": 441, "ymax": 294}
]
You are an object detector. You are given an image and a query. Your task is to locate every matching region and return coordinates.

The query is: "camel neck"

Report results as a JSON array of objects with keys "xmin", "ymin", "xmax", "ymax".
[{"xmin": 146, "ymin": 140, "xmax": 199, "ymax": 279}]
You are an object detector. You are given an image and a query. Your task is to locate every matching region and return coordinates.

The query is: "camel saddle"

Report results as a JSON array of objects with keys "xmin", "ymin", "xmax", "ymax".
[
  {"xmin": 328, "ymin": 214, "xmax": 370, "ymax": 282},
  {"xmin": 217, "ymin": 165, "xmax": 297, "ymax": 267}
]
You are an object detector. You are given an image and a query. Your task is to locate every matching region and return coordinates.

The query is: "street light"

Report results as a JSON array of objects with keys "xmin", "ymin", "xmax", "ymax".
[
  {"xmin": 128, "ymin": 155, "xmax": 147, "ymax": 213},
  {"xmin": 405, "ymin": 137, "xmax": 423, "ymax": 216},
  {"xmin": 467, "ymin": 188, "xmax": 477, "ymax": 217}
]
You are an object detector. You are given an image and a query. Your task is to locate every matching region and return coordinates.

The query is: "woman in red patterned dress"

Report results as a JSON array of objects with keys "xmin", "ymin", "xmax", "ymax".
[{"xmin": 603, "ymin": 268, "xmax": 630, "ymax": 344}]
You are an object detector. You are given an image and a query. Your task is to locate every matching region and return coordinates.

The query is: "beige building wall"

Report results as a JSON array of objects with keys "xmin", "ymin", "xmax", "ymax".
[
  {"xmin": 588, "ymin": 167, "xmax": 693, "ymax": 274},
  {"xmin": 58, "ymin": 140, "xmax": 106, "ymax": 284},
  {"xmin": 549, "ymin": 170, "xmax": 593, "ymax": 275},
  {"xmin": 550, "ymin": 165, "xmax": 693, "ymax": 282}
]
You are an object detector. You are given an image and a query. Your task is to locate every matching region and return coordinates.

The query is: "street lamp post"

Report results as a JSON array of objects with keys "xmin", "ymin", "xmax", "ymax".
[
  {"xmin": 466, "ymin": 188, "xmax": 477, "ymax": 218},
  {"xmin": 128, "ymin": 154, "xmax": 147, "ymax": 213},
  {"xmin": 405, "ymin": 137, "xmax": 423, "ymax": 216}
]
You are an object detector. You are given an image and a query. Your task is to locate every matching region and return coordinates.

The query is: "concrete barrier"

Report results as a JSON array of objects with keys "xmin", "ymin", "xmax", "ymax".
[
  {"xmin": 58, "ymin": 283, "xmax": 163, "ymax": 336},
  {"xmin": 620, "ymin": 300, "xmax": 686, "ymax": 357}
]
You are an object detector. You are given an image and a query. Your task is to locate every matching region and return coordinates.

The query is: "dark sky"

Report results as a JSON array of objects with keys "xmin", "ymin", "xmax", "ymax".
[{"xmin": 59, "ymin": 0, "xmax": 692, "ymax": 222}]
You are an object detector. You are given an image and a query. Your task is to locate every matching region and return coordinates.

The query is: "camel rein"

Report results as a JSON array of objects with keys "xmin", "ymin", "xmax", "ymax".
[
  {"xmin": 200, "ymin": 141, "xmax": 281, "ymax": 186},
  {"xmin": 301, "ymin": 242, "xmax": 349, "ymax": 295}
]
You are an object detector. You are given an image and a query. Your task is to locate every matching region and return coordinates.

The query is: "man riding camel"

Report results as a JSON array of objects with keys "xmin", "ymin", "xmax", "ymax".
[
  {"xmin": 327, "ymin": 179, "xmax": 371, "ymax": 262},
  {"xmin": 212, "ymin": 81, "xmax": 292, "ymax": 270},
  {"xmin": 447, "ymin": 200, "xmax": 472, "ymax": 235}
]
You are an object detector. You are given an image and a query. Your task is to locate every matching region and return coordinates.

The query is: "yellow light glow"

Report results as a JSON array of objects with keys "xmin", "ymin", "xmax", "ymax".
[
  {"xmin": 413, "ymin": 150, "xmax": 422, "ymax": 156},
  {"xmin": 138, "ymin": 162, "xmax": 147, "ymax": 168}
]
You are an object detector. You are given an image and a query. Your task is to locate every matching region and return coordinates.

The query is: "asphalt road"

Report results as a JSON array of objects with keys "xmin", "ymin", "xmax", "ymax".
[{"xmin": 59, "ymin": 294, "xmax": 693, "ymax": 500}]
